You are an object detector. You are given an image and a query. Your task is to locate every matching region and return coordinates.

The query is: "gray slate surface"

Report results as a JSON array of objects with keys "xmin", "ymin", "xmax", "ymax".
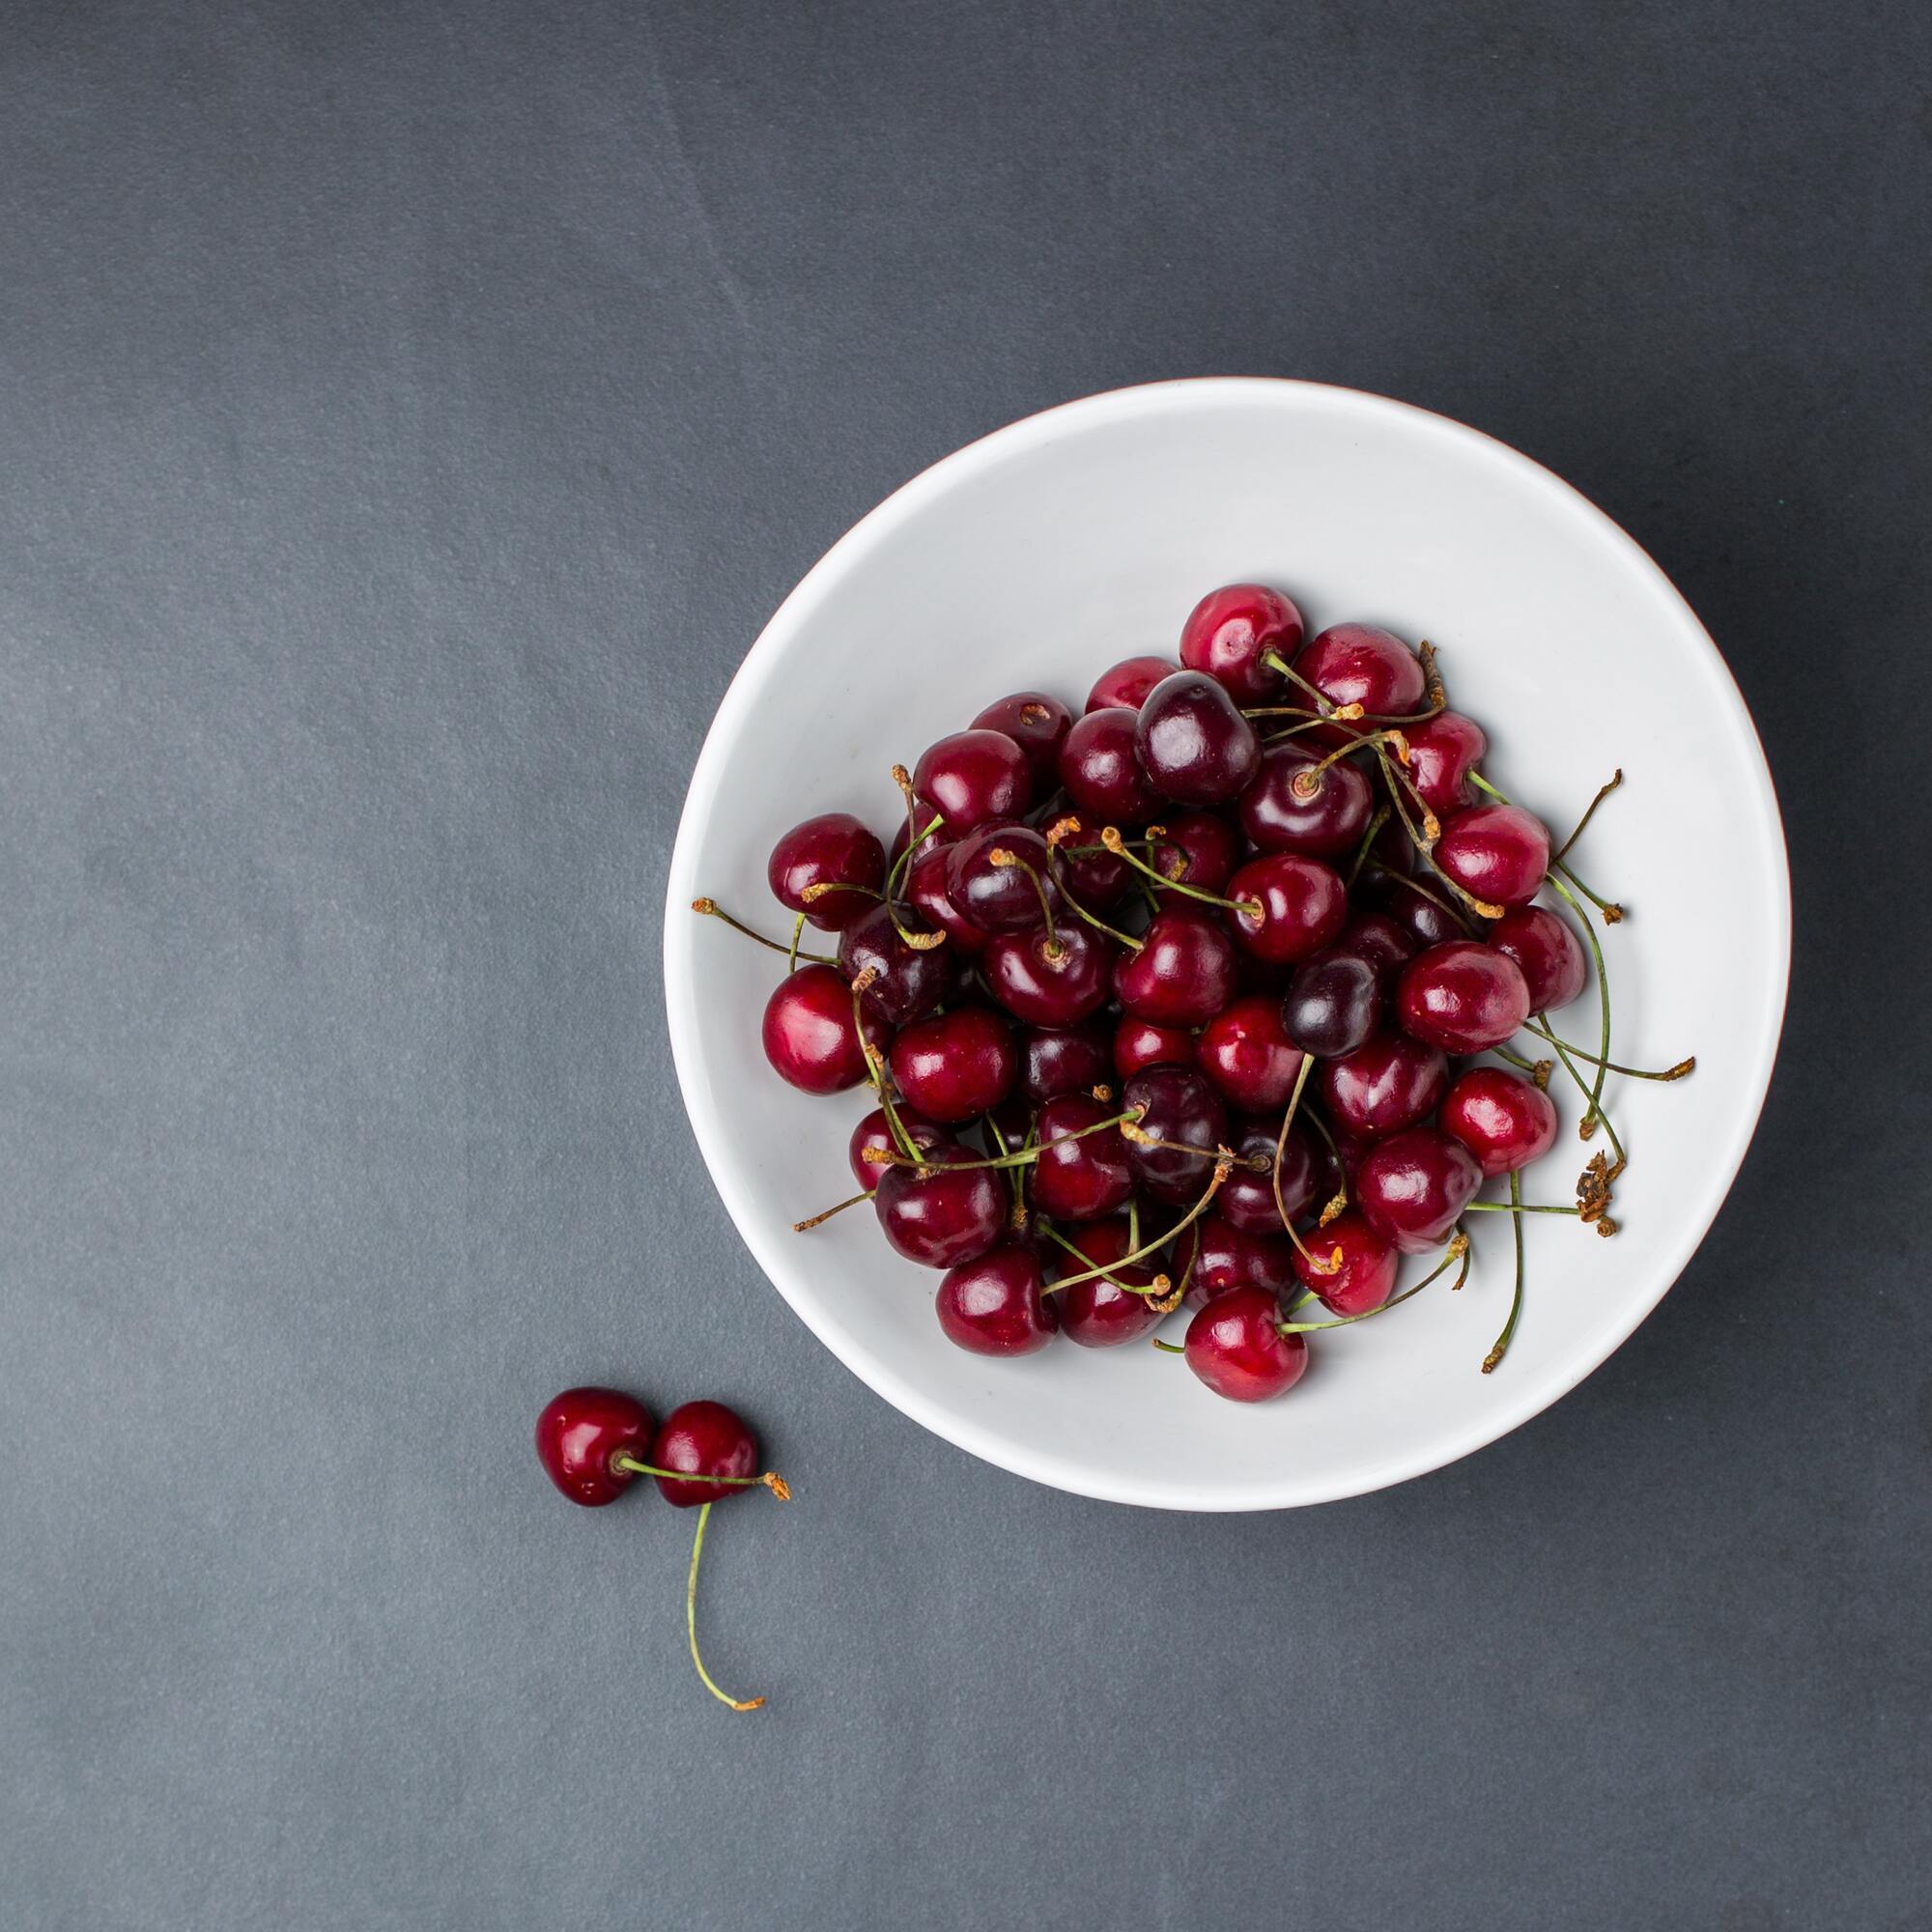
[{"xmin": 3, "ymin": 3, "xmax": 1927, "ymax": 1928}]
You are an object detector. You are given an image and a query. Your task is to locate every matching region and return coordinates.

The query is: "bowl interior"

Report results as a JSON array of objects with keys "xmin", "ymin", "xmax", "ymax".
[{"xmin": 664, "ymin": 380, "xmax": 1787, "ymax": 1510}]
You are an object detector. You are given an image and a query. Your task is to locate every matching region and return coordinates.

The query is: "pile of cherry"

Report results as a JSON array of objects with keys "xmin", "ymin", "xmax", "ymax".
[{"xmin": 702, "ymin": 582, "xmax": 1693, "ymax": 1405}]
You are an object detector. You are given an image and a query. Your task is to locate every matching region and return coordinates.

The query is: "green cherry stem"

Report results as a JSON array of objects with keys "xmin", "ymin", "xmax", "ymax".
[
  {"xmin": 1344, "ymin": 804, "xmax": 1392, "ymax": 890},
  {"xmin": 1464, "ymin": 1200, "xmax": 1581, "ymax": 1216},
  {"xmin": 791, "ymin": 1187, "xmax": 875, "ymax": 1233},
  {"xmin": 1271, "ymin": 1056, "xmax": 1340, "ymax": 1275},
  {"xmin": 692, "ymin": 898, "xmax": 836, "ymax": 965},
  {"xmin": 1522, "ymin": 1019, "xmax": 1693, "ymax": 1081},
  {"xmin": 1482, "ymin": 1172, "xmax": 1526, "ymax": 1375},
  {"xmin": 786, "ymin": 913, "xmax": 807, "ymax": 974},
  {"xmin": 865, "ymin": 1108, "xmax": 1140, "ymax": 1176},
  {"xmin": 1545, "ymin": 872, "xmax": 1614, "ymax": 1142},
  {"xmin": 611, "ymin": 1453, "xmax": 791, "ymax": 1498},
  {"xmin": 1044, "ymin": 1154, "xmax": 1234, "ymax": 1300},
  {"xmin": 684, "ymin": 1502, "xmax": 764, "ymax": 1713},
  {"xmin": 1098, "ymin": 825, "xmax": 1264, "ymax": 919}
]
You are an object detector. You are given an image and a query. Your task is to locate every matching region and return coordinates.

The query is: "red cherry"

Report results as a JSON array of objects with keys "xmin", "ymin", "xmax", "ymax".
[
  {"xmin": 1435, "ymin": 803, "xmax": 1550, "ymax": 908},
  {"xmin": 1403, "ymin": 711, "xmax": 1488, "ymax": 815},
  {"xmin": 945, "ymin": 823, "xmax": 1057, "ymax": 933},
  {"xmin": 1282, "ymin": 949, "xmax": 1382, "ymax": 1060},
  {"xmin": 647, "ymin": 1400, "xmax": 761, "ymax": 1507},
  {"xmin": 836, "ymin": 901, "xmax": 951, "ymax": 1026},
  {"xmin": 1017, "ymin": 1019, "xmax": 1115, "ymax": 1102},
  {"xmin": 1044, "ymin": 809, "xmax": 1134, "ymax": 910},
  {"xmin": 1226, "ymin": 853, "xmax": 1348, "ymax": 963},
  {"xmin": 1113, "ymin": 905, "xmax": 1238, "ymax": 1025},
  {"xmin": 1440, "ymin": 1066, "xmax": 1559, "ymax": 1177},
  {"xmin": 1355, "ymin": 1126, "xmax": 1482, "ymax": 1254},
  {"xmin": 1219, "ymin": 1116, "xmax": 1319, "ymax": 1234},
  {"xmin": 534, "ymin": 1387, "xmax": 654, "ymax": 1507},
  {"xmin": 1370, "ymin": 871, "xmax": 1468, "ymax": 949},
  {"xmin": 1114, "ymin": 1015, "xmax": 1198, "ymax": 1079},
  {"xmin": 1396, "ymin": 940, "xmax": 1531, "ymax": 1052},
  {"xmin": 767, "ymin": 812, "xmax": 886, "ymax": 931},
  {"xmin": 1134, "ymin": 669, "xmax": 1262, "ymax": 807},
  {"xmin": 1145, "ymin": 812, "xmax": 1241, "ymax": 894},
  {"xmin": 1051, "ymin": 1216, "xmax": 1165, "ymax": 1348},
  {"xmin": 1120, "ymin": 1065, "xmax": 1229, "ymax": 1205},
  {"xmin": 912, "ymin": 728, "xmax": 1033, "ymax": 834},
  {"xmin": 1183, "ymin": 1286, "xmax": 1308, "ymax": 1402},
  {"xmin": 1319, "ymin": 1032, "xmax": 1450, "ymax": 1135},
  {"xmin": 1084, "ymin": 655, "xmax": 1176, "ymax": 713},
  {"xmin": 905, "ymin": 844, "xmax": 991, "ymax": 954},
  {"xmin": 1029, "ymin": 1093, "xmax": 1134, "ymax": 1219},
  {"xmin": 847, "ymin": 1105, "xmax": 948, "ymax": 1187},
  {"xmin": 761, "ymin": 963, "xmax": 888, "ymax": 1094},
  {"xmin": 1238, "ymin": 742, "xmax": 1373, "ymax": 856},
  {"xmin": 1198, "ymin": 993, "xmax": 1307, "ymax": 1112},
  {"xmin": 1333, "ymin": 908, "xmax": 1417, "ymax": 988},
  {"xmin": 971, "ymin": 692, "xmax": 1072, "ymax": 788},
  {"xmin": 1057, "ymin": 707, "xmax": 1162, "ymax": 823},
  {"xmin": 887, "ymin": 810, "xmax": 952, "ymax": 872},
  {"xmin": 1292, "ymin": 1211, "xmax": 1397, "ymax": 1315},
  {"xmin": 872, "ymin": 1142, "xmax": 1007, "ymax": 1268},
  {"xmin": 1173, "ymin": 1211, "xmax": 1297, "ymax": 1306},
  {"xmin": 936, "ymin": 1244, "xmax": 1060, "ymax": 1355},
  {"xmin": 1490, "ymin": 904, "xmax": 1588, "ymax": 1012},
  {"xmin": 1178, "ymin": 582, "xmax": 1305, "ymax": 703},
  {"xmin": 1292, "ymin": 623, "xmax": 1426, "ymax": 742},
  {"xmin": 981, "ymin": 923, "xmax": 1114, "ymax": 1028},
  {"xmin": 888, "ymin": 1005, "xmax": 1017, "ymax": 1122}
]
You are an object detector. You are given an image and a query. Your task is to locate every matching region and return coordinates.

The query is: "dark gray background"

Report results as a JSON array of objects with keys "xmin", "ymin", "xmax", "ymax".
[{"xmin": 3, "ymin": 2, "xmax": 1926, "ymax": 1927}]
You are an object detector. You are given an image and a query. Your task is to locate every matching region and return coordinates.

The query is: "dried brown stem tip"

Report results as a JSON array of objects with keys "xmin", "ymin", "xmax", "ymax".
[{"xmin": 762, "ymin": 1472, "xmax": 792, "ymax": 1501}]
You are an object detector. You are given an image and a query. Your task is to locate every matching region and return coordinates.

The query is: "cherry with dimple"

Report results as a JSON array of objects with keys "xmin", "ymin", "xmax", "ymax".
[
  {"xmin": 1238, "ymin": 742, "xmax": 1373, "ymax": 857},
  {"xmin": 1045, "ymin": 809, "xmax": 1134, "ymax": 910},
  {"xmin": 1145, "ymin": 811, "xmax": 1242, "ymax": 894},
  {"xmin": 534, "ymin": 1386, "xmax": 655, "ymax": 1507},
  {"xmin": 1179, "ymin": 582, "xmax": 1304, "ymax": 703},
  {"xmin": 946, "ymin": 823, "xmax": 1057, "ymax": 932},
  {"xmin": 1226, "ymin": 853, "xmax": 1348, "ymax": 964},
  {"xmin": 971, "ymin": 692, "xmax": 1071, "ymax": 788},
  {"xmin": 1051, "ymin": 1217, "xmax": 1166, "ymax": 1348},
  {"xmin": 1173, "ymin": 1212, "xmax": 1297, "ymax": 1306},
  {"xmin": 1219, "ymin": 1116, "xmax": 1318, "ymax": 1234},
  {"xmin": 1120, "ymin": 1064, "xmax": 1229, "ymax": 1204},
  {"xmin": 836, "ymin": 902, "xmax": 951, "ymax": 1026},
  {"xmin": 1319, "ymin": 1031, "xmax": 1450, "ymax": 1136},
  {"xmin": 847, "ymin": 1105, "xmax": 947, "ymax": 1187},
  {"xmin": 1403, "ymin": 712, "xmax": 1488, "ymax": 816},
  {"xmin": 1292, "ymin": 623, "xmax": 1427, "ymax": 741},
  {"xmin": 906, "ymin": 844, "xmax": 991, "ymax": 954},
  {"xmin": 1018, "ymin": 1018, "xmax": 1115, "ymax": 1102},
  {"xmin": 1114, "ymin": 1015, "xmax": 1197, "ymax": 1078},
  {"xmin": 1197, "ymin": 992, "xmax": 1307, "ymax": 1111},
  {"xmin": 981, "ymin": 922, "xmax": 1114, "ymax": 1028},
  {"xmin": 1292, "ymin": 1211, "xmax": 1397, "ymax": 1315}
]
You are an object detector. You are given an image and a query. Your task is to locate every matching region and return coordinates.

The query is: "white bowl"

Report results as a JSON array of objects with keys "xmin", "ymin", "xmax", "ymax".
[{"xmin": 664, "ymin": 379, "xmax": 1789, "ymax": 1511}]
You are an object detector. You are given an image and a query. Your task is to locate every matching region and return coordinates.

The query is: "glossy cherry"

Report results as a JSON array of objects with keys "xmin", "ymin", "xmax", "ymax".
[
  {"xmin": 1084, "ymin": 655, "xmax": 1175, "ymax": 714},
  {"xmin": 1293, "ymin": 1210, "xmax": 1397, "ymax": 1315},
  {"xmin": 1490, "ymin": 904, "xmax": 1588, "ymax": 1012},
  {"xmin": 872, "ymin": 1142, "xmax": 1007, "ymax": 1268},
  {"xmin": 906, "ymin": 844, "xmax": 991, "ymax": 954},
  {"xmin": 1197, "ymin": 993, "xmax": 1307, "ymax": 1111},
  {"xmin": 1434, "ymin": 803, "xmax": 1550, "ymax": 909},
  {"xmin": 1134, "ymin": 669, "xmax": 1261, "ymax": 807},
  {"xmin": 1018, "ymin": 1019, "xmax": 1115, "ymax": 1102},
  {"xmin": 1370, "ymin": 872, "xmax": 1470, "ymax": 950},
  {"xmin": 1396, "ymin": 940, "xmax": 1531, "ymax": 1053},
  {"xmin": 946, "ymin": 823, "xmax": 1057, "ymax": 933},
  {"xmin": 1282, "ymin": 949, "xmax": 1382, "ymax": 1059},
  {"xmin": 1113, "ymin": 905, "xmax": 1238, "ymax": 1025},
  {"xmin": 837, "ymin": 902, "xmax": 951, "ymax": 1026},
  {"xmin": 1333, "ymin": 908, "xmax": 1417, "ymax": 988},
  {"xmin": 1178, "ymin": 582, "xmax": 1304, "ymax": 703},
  {"xmin": 767, "ymin": 812, "xmax": 886, "ymax": 931},
  {"xmin": 1319, "ymin": 1032, "xmax": 1451, "ymax": 1136},
  {"xmin": 1440, "ymin": 1066, "xmax": 1559, "ymax": 1177},
  {"xmin": 1226, "ymin": 854, "xmax": 1348, "ymax": 964},
  {"xmin": 1051, "ymin": 1217, "xmax": 1165, "ymax": 1348},
  {"xmin": 936, "ymin": 1245, "xmax": 1060, "ymax": 1356},
  {"xmin": 1044, "ymin": 810, "xmax": 1133, "ymax": 910},
  {"xmin": 1355, "ymin": 1126, "xmax": 1482, "ymax": 1255},
  {"xmin": 911, "ymin": 728, "xmax": 1034, "ymax": 835},
  {"xmin": 1120, "ymin": 1065, "xmax": 1229, "ymax": 1204},
  {"xmin": 643, "ymin": 1400, "xmax": 764, "ymax": 1508},
  {"xmin": 1057, "ymin": 707, "xmax": 1162, "ymax": 823},
  {"xmin": 1404, "ymin": 711, "xmax": 1488, "ymax": 815},
  {"xmin": 1183, "ymin": 1286, "xmax": 1308, "ymax": 1402},
  {"xmin": 1238, "ymin": 742, "xmax": 1374, "ymax": 857},
  {"xmin": 971, "ymin": 692, "xmax": 1072, "ymax": 788},
  {"xmin": 1114, "ymin": 1015, "xmax": 1198, "ymax": 1078},
  {"xmin": 1029, "ymin": 1093, "xmax": 1134, "ymax": 1220},
  {"xmin": 847, "ymin": 1105, "xmax": 948, "ymax": 1187},
  {"xmin": 1219, "ymin": 1116, "xmax": 1318, "ymax": 1234},
  {"xmin": 981, "ymin": 923, "xmax": 1113, "ymax": 1027},
  {"xmin": 762, "ymin": 963, "xmax": 888, "ymax": 1094},
  {"xmin": 1293, "ymin": 623, "xmax": 1427, "ymax": 738},
  {"xmin": 534, "ymin": 1386, "xmax": 654, "ymax": 1507},
  {"xmin": 888, "ymin": 1006, "xmax": 1017, "ymax": 1122},
  {"xmin": 1145, "ymin": 812, "xmax": 1241, "ymax": 894},
  {"xmin": 1173, "ymin": 1212, "xmax": 1297, "ymax": 1306}
]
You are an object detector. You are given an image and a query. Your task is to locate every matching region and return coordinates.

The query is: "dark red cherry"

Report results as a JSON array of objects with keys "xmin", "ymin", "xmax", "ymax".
[
  {"xmin": 1435, "ymin": 804, "xmax": 1549, "ymax": 908},
  {"xmin": 761, "ymin": 963, "xmax": 889, "ymax": 1094},
  {"xmin": 1113, "ymin": 905, "xmax": 1238, "ymax": 1025},
  {"xmin": 888, "ymin": 1005, "xmax": 1017, "ymax": 1122},
  {"xmin": 534, "ymin": 1387, "xmax": 654, "ymax": 1507},
  {"xmin": 1145, "ymin": 812, "xmax": 1241, "ymax": 894},
  {"xmin": 1293, "ymin": 1211, "xmax": 1397, "ymax": 1315},
  {"xmin": 906, "ymin": 844, "xmax": 992, "ymax": 954},
  {"xmin": 847, "ymin": 1105, "xmax": 948, "ymax": 1187},
  {"xmin": 1238, "ymin": 742, "xmax": 1374, "ymax": 857},
  {"xmin": 1490, "ymin": 904, "xmax": 1588, "ymax": 1012},
  {"xmin": 1356, "ymin": 1126, "xmax": 1482, "ymax": 1254},
  {"xmin": 971, "ymin": 692, "xmax": 1072, "ymax": 789},
  {"xmin": 1178, "ymin": 582, "xmax": 1305, "ymax": 703},
  {"xmin": 1396, "ymin": 940, "xmax": 1531, "ymax": 1052},
  {"xmin": 1282, "ymin": 949, "xmax": 1382, "ymax": 1059},
  {"xmin": 1043, "ymin": 809, "xmax": 1133, "ymax": 910},
  {"xmin": 1183, "ymin": 1286, "xmax": 1308, "ymax": 1402},
  {"xmin": 1051, "ymin": 1217, "xmax": 1165, "ymax": 1348},
  {"xmin": 1404, "ymin": 711, "xmax": 1488, "ymax": 815},
  {"xmin": 872, "ymin": 1141, "xmax": 1007, "ymax": 1268},
  {"xmin": 936, "ymin": 1244, "xmax": 1060, "ymax": 1356},
  {"xmin": 1172, "ymin": 1211, "xmax": 1297, "ymax": 1307},
  {"xmin": 647, "ymin": 1400, "xmax": 760, "ymax": 1507},
  {"xmin": 1134, "ymin": 670, "xmax": 1262, "ymax": 807},
  {"xmin": 1292, "ymin": 623, "xmax": 1426, "ymax": 741},
  {"xmin": 837, "ymin": 901, "xmax": 952, "ymax": 1026},
  {"xmin": 1114, "ymin": 1015, "xmax": 1198, "ymax": 1078},
  {"xmin": 1440, "ymin": 1066, "xmax": 1559, "ymax": 1177},
  {"xmin": 912, "ymin": 728, "xmax": 1033, "ymax": 835},
  {"xmin": 1085, "ymin": 655, "xmax": 1176, "ymax": 714},
  {"xmin": 1219, "ymin": 1116, "xmax": 1318, "ymax": 1234},
  {"xmin": 1029, "ymin": 1093, "xmax": 1134, "ymax": 1220},
  {"xmin": 887, "ymin": 810, "xmax": 952, "ymax": 872},
  {"xmin": 981, "ymin": 923, "xmax": 1114, "ymax": 1028},
  {"xmin": 1333, "ymin": 908, "xmax": 1417, "ymax": 989},
  {"xmin": 1226, "ymin": 854, "xmax": 1347, "ymax": 964},
  {"xmin": 1319, "ymin": 1032, "xmax": 1451, "ymax": 1136},
  {"xmin": 767, "ymin": 812, "xmax": 886, "ymax": 931},
  {"xmin": 945, "ymin": 823, "xmax": 1056, "ymax": 933},
  {"xmin": 1370, "ymin": 872, "xmax": 1469, "ymax": 950},
  {"xmin": 1198, "ymin": 993, "xmax": 1307, "ymax": 1112},
  {"xmin": 1057, "ymin": 707, "xmax": 1162, "ymax": 823},
  {"xmin": 1018, "ymin": 1019, "xmax": 1115, "ymax": 1102},
  {"xmin": 1120, "ymin": 1065, "xmax": 1229, "ymax": 1205}
]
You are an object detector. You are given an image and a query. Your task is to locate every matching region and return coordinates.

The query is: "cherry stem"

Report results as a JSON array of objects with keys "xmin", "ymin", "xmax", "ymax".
[
  {"xmin": 1550, "ymin": 859, "xmax": 1624, "ymax": 924},
  {"xmin": 1293, "ymin": 730, "xmax": 1406, "ymax": 796},
  {"xmin": 988, "ymin": 845, "xmax": 1060, "ymax": 950},
  {"xmin": 1151, "ymin": 1338, "xmax": 1184, "ymax": 1354},
  {"xmin": 612, "ymin": 1453, "xmax": 791, "ymax": 1499},
  {"xmin": 792, "ymin": 1187, "xmax": 875, "ymax": 1233},
  {"xmin": 685, "ymin": 1502, "xmax": 764, "ymax": 1712},
  {"xmin": 1482, "ymin": 1171, "xmax": 1526, "ymax": 1374},
  {"xmin": 1043, "ymin": 1153, "xmax": 1234, "ymax": 1297},
  {"xmin": 786, "ymin": 913, "xmax": 807, "ymax": 974},
  {"xmin": 1260, "ymin": 641, "xmax": 1446, "ymax": 727},
  {"xmin": 1376, "ymin": 751, "xmax": 1504, "ymax": 921},
  {"xmin": 867, "ymin": 1107, "xmax": 1138, "ymax": 1175},
  {"xmin": 1545, "ymin": 873, "xmax": 1615, "ymax": 1144},
  {"xmin": 1296, "ymin": 1104, "xmax": 1350, "ymax": 1222},
  {"xmin": 1522, "ymin": 1019, "xmax": 1693, "ymax": 1081},
  {"xmin": 1276, "ymin": 1233, "xmax": 1470, "ymax": 1333},
  {"xmin": 1271, "ymin": 1056, "xmax": 1338, "ymax": 1275},
  {"xmin": 1469, "ymin": 772, "xmax": 1624, "ymax": 923},
  {"xmin": 692, "ymin": 898, "xmax": 836, "ymax": 965},
  {"xmin": 1465, "ymin": 1199, "xmax": 1580, "ymax": 1216},
  {"xmin": 1551, "ymin": 768, "xmax": 1623, "ymax": 862},
  {"xmin": 1098, "ymin": 825, "xmax": 1263, "ymax": 919},
  {"xmin": 1261, "ymin": 653, "xmax": 1368, "ymax": 725},
  {"xmin": 1531, "ymin": 1020, "xmax": 1628, "ymax": 1168},
  {"xmin": 1343, "ymin": 804, "xmax": 1392, "ymax": 889}
]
